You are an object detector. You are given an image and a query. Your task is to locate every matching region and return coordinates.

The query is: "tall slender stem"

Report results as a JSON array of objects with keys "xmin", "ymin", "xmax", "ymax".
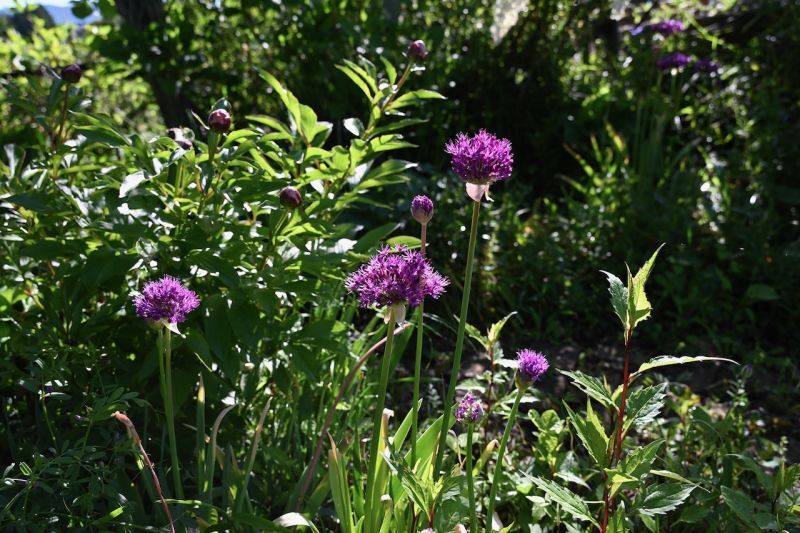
[
  {"xmin": 434, "ymin": 200, "xmax": 481, "ymax": 476},
  {"xmin": 364, "ymin": 310, "xmax": 398, "ymax": 533},
  {"xmin": 466, "ymin": 423, "xmax": 477, "ymax": 533},
  {"xmin": 485, "ymin": 387, "xmax": 524, "ymax": 533},
  {"xmin": 600, "ymin": 329, "xmax": 633, "ymax": 532},
  {"xmin": 162, "ymin": 328, "xmax": 184, "ymax": 499},
  {"xmin": 411, "ymin": 223, "xmax": 428, "ymax": 466}
]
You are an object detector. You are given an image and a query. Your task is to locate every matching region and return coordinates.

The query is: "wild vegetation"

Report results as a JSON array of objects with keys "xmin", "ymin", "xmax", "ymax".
[{"xmin": 1, "ymin": 1, "xmax": 798, "ymax": 531}]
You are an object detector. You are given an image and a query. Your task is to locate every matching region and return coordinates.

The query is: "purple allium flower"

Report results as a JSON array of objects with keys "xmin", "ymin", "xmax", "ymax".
[
  {"xmin": 455, "ymin": 392, "xmax": 484, "ymax": 424},
  {"xmin": 407, "ymin": 40, "xmax": 429, "ymax": 62},
  {"xmin": 656, "ymin": 52, "xmax": 693, "ymax": 71},
  {"xmin": 345, "ymin": 246, "xmax": 448, "ymax": 308},
  {"xmin": 647, "ymin": 20, "xmax": 685, "ymax": 36},
  {"xmin": 135, "ymin": 275, "xmax": 200, "ymax": 325},
  {"xmin": 445, "ymin": 130, "xmax": 514, "ymax": 185},
  {"xmin": 411, "ymin": 195, "xmax": 434, "ymax": 224},
  {"xmin": 61, "ymin": 63, "xmax": 82, "ymax": 83},
  {"xmin": 280, "ymin": 186, "xmax": 303, "ymax": 209},
  {"xmin": 208, "ymin": 109, "xmax": 231, "ymax": 133},
  {"xmin": 693, "ymin": 58, "xmax": 720, "ymax": 73},
  {"xmin": 516, "ymin": 349, "xmax": 549, "ymax": 385}
]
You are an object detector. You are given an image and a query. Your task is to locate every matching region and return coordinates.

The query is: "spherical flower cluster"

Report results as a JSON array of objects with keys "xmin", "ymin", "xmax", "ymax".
[
  {"xmin": 656, "ymin": 52, "xmax": 693, "ymax": 71},
  {"xmin": 445, "ymin": 130, "xmax": 513, "ymax": 185},
  {"xmin": 647, "ymin": 20, "xmax": 685, "ymax": 36},
  {"xmin": 61, "ymin": 63, "xmax": 83, "ymax": 84},
  {"xmin": 455, "ymin": 392, "xmax": 484, "ymax": 424},
  {"xmin": 135, "ymin": 275, "xmax": 200, "ymax": 325},
  {"xmin": 693, "ymin": 58, "xmax": 720, "ymax": 73},
  {"xmin": 345, "ymin": 246, "xmax": 448, "ymax": 309},
  {"xmin": 411, "ymin": 195, "xmax": 434, "ymax": 224},
  {"xmin": 516, "ymin": 349, "xmax": 549, "ymax": 386},
  {"xmin": 407, "ymin": 40, "xmax": 429, "ymax": 62}
]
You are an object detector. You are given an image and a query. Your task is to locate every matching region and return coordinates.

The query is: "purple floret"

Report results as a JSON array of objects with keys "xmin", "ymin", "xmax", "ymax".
[
  {"xmin": 135, "ymin": 275, "xmax": 200, "ymax": 324},
  {"xmin": 455, "ymin": 392, "xmax": 484, "ymax": 423},
  {"xmin": 345, "ymin": 245, "xmax": 448, "ymax": 308},
  {"xmin": 647, "ymin": 20, "xmax": 685, "ymax": 36},
  {"xmin": 656, "ymin": 52, "xmax": 693, "ymax": 71},
  {"xmin": 517, "ymin": 349, "xmax": 549, "ymax": 383},
  {"xmin": 445, "ymin": 130, "xmax": 513, "ymax": 185}
]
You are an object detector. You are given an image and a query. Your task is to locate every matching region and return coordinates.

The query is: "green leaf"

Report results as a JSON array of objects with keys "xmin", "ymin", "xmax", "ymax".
[
  {"xmin": 623, "ymin": 384, "xmax": 667, "ymax": 432},
  {"xmin": 600, "ymin": 270, "xmax": 628, "ymax": 330},
  {"xmin": 390, "ymin": 89, "xmax": 446, "ymax": 109},
  {"xmin": 720, "ymin": 486, "xmax": 755, "ymax": 525},
  {"xmin": 528, "ymin": 475, "xmax": 599, "ymax": 526},
  {"xmin": 564, "ymin": 401, "xmax": 608, "ymax": 466},
  {"xmin": 608, "ymin": 506, "xmax": 627, "ymax": 533},
  {"xmin": 559, "ymin": 370, "xmax": 615, "ymax": 409},
  {"xmin": 633, "ymin": 355, "xmax": 738, "ymax": 377},
  {"xmin": 744, "ymin": 283, "xmax": 778, "ymax": 302},
  {"xmin": 487, "ymin": 311, "xmax": 517, "ymax": 345},
  {"xmin": 636, "ymin": 483, "xmax": 695, "ymax": 516},
  {"xmin": 624, "ymin": 244, "xmax": 664, "ymax": 330},
  {"xmin": 621, "ymin": 439, "xmax": 663, "ymax": 479}
]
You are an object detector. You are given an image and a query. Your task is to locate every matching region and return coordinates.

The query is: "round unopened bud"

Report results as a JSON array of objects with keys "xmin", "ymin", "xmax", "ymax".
[
  {"xmin": 208, "ymin": 109, "xmax": 231, "ymax": 133},
  {"xmin": 407, "ymin": 40, "xmax": 429, "ymax": 62},
  {"xmin": 411, "ymin": 195, "xmax": 434, "ymax": 224},
  {"xmin": 279, "ymin": 186, "xmax": 302, "ymax": 209},
  {"xmin": 61, "ymin": 63, "xmax": 82, "ymax": 83}
]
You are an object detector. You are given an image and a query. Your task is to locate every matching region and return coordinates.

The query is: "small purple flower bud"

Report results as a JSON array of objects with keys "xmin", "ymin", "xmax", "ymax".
[
  {"xmin": 411, "ymin": 195, "xmax": 434, "ymax": 224},
  {"xmin": 656, "ymin": 52, "xmax": 693, "ymax": 71},
  {"xmin": 134, "ymin": 275, "xmax": 200, "ymax": 326},
  {"xmin": 279, "ymin": 186, "xmax": 302, "ymax": 209},
  {"xmin": 407, "ymin": 40, "xmax": 429, "ymax": 62},
  {"xmin": 455, "ymin": 392, "xmax": 484, "ymax": 424},
  {"xmin": 61, "ymin": 63, "xmax": 82, "ymax": 83},
  {"xmin": 208, "ymin": 109, "xmax": 231, "ymax": 133},
  {"xmin": 516, "ymin": 349, "xmax": 549, "ymax": 388}
]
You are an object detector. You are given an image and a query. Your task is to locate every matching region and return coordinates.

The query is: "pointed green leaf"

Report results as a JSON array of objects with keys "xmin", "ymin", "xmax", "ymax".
[
  {"xmin": 528, "ymin": 475, "xmax": 599, "ymax": 526},
  {"xmin": 487, "ymin": 312, "xmax": 517, "ymax": 345},
  {"xmin": 559, "ymin": 370, "xmax": 616, "ymax": 409},
  {"xmin": 633, "ymin": 355, "xmax": 738, "ymax": 377},
  {"xmin": 623, "ymin": 384, "xmax": 667, "ymax": 432},
  {"xmin": 636, "ymin": 483, "xmax": 695, "ymax": 516},
  {"xmin": 622, "ymin": 439, "xmax": 663, "ymax": 479},
  {"xmin": 626, "ymin": 245, "xmax": 664, "ymax": 330},
  {"xmin": 720, "ymin": 486, "xmax": 756, "ymax": 525},
  {"xmin": 564, "ymin": 401, "xmax": 609, "ymax": 466},
  {"xmin": 601, "ymin": 270, "xmax": 628, "ymax": 330}
]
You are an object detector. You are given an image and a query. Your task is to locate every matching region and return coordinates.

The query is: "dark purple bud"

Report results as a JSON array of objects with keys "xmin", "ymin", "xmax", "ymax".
[
  {"xmin": 411, "ymin": 195, "xmax": 434, "ymax": 224},
  {"xmin": 61, "ymin": 63, "xmax": 82, "ymax": 83},
  {"xmin": 279, "ymin": 186, "xmax": 302, "ymax": 209},
  {"xmin": 407, "ymin": 40, "xmax": 429, "ymax": 62},
  {"xmin": 208, "ymin": 109, "xmax": 231, "ymax": 133}
]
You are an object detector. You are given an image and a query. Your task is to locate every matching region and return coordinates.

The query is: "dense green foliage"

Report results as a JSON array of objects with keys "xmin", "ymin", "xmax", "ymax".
[{"xmin": 1, "ymin": 0, "xmax": 798, "ymax": 531}]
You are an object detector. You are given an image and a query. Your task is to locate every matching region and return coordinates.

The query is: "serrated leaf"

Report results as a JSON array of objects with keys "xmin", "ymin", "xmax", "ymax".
[
  {"xmin": 487, "ymin": 312, "xmax": 517, "ymax": 345},
  {"xmin": 623, "ymin": 384, "xmax": 667, "ymax": 432},
  {"xmin": 628, "ymin": 244, "xmax": 663, "ymax": 328},
  {"xmin": 609, "ymin": 506, "xmax": 627, "ymax": 533},
  {"xmin": 721, "ymin": 486, "xmax": 756, "ymax": 525},
  {"xmin": 633, "ymin": 355, "xmax": 738, "ymax": 377},
  {"xmin": 564, "ymin": 401, "xmax": 608, "ymax": 466},
  {"xmin": 636, "ymin": 483, "xmax": 695, "ymax": 516},
  {"xmin": 622, "ymin": 440, "xmax": 663, "ymax": 479},
  {"xmin": 650, "ymin": 470, "xmax": 708, "ymax": 492},
  {"xmin": 601, "ymin": 270, "xmax": 628, "ymax": 329},
  {"xmin": 528, "ymin": 475, "xmax": 599, "ymax": 526},
  {"xmin": 559, "ymin": 370, "xmax": 615, "ymax": 409}
]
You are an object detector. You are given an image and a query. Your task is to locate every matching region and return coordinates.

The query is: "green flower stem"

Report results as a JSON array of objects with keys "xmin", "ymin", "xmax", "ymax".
[
  {"xmin": 364, "ymin": 309, "xmax": 398, "ymax": 533},
  {"xmin": 466, "ymin": 423, "xmax": 477, "ymax": 533},
  {"xmin": 434, "ymin": 199, "xmax": 481, "ymax": 477},
  {"xmin": 485, "ymin": 387, "xmax": 524, "ymax": 533},
  {"xmin": 161, "ymin": 328, "xmax": 184, "ymax": 499},
  {"xmin": 411, "ymin": 222, "xmax": 428, "ymax": 467}
]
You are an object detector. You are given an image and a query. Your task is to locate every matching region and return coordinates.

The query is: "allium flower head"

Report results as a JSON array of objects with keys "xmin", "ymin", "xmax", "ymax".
[
  {"xmin": 407, "ymin": 40, "xmax": 429, "ymax": 62},
  {"xmin": 455, "ymin": 392, "xmax": 484, "ymax": 424},
  {"xmin": 445, "ymin": 130, "xmax": 513, "ymax": 185},
  {"xmin": 656, "ymin": 52, "xmax": 692, "ymax": 71},
  {"xmin": 693, "ymin": 58, "xmax": 720, "ymax": 73},
  {"xmin": 135, "ymin": 275, "xmax": 200, "ymax": 326},
  {"xmin": 345, "ymin": 246, "xmax": 448, "ymax": 309},
  {"xmin": 411, "ymin": 195, "xmax": 434, "ymax": 224},
  {"xmin": 516, "ymin": 349, "xmax": 549, "ymax": 387},
  {"xmin": 647, "ymin": 20, "xmax": 685, "ymax": 36}
]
